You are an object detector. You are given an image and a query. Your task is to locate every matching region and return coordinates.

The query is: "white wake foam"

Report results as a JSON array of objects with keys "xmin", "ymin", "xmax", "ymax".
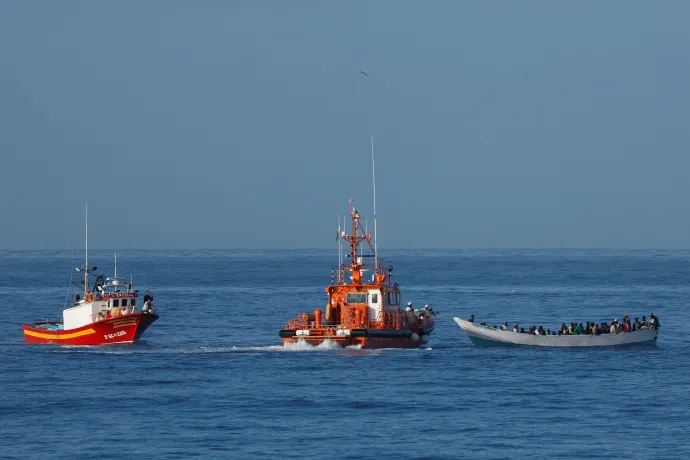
[{"xmin": 49, "ymin": 339, "xmax": 363, "ymax": 355}]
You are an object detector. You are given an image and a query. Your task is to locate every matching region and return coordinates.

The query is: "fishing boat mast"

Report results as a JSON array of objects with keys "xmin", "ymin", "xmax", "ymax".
[{"xmin": 84, "ymin": 203, "xmax": 88, "ymax": 295}]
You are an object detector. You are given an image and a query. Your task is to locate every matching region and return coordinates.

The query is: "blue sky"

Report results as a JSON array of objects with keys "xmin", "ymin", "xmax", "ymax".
[{"xmin": 1, "ymin": 1, "xmax": 689, "ymax": 249}]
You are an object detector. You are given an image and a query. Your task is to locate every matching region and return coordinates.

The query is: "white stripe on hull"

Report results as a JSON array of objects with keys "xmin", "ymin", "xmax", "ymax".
[{"xmin": 453, "ymin": 318, "xmax": 658, "ymax": 347}]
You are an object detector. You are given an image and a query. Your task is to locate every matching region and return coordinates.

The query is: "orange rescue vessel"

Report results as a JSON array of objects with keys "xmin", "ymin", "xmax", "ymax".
[{"xmin": 279, "ymin": 201, "xmax": 435, "ymax": 348}]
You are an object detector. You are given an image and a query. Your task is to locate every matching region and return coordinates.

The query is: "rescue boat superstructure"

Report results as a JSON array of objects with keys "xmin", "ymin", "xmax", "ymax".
[{"xmin": 279, "ymin": 201, "xmax": 434, "ymax": 348}]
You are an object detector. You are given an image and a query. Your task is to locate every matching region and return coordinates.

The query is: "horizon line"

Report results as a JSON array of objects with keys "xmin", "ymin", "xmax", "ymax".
[{"xmin": 3, "ymin": 247, "xmax": 690, "ymax": 251}]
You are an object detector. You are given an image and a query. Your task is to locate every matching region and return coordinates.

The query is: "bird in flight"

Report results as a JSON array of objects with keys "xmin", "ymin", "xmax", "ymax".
[{"xmin": 359, "ymin": 70, "xmax": 371, "ymax": 77}]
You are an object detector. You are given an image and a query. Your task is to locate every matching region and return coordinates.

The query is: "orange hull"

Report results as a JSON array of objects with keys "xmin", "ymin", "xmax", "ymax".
[
  {"xmin": 280, "ymin": 325, "xmax": 434, "ymax": 349},
  {"xmin": 282, "ymin": 336, "xmax": 424, "ymax": 349},
  {"xmin": 23, "ymin": 313, "xmax": 159, "ymax": 346}
]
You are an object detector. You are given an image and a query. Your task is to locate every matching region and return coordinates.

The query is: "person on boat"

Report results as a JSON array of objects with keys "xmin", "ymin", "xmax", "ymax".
[
  {"xmin": 609, "ymin": 321, "xmax": 617, "ymax": 334},
  {"xmin": 567, "ymin": 323, "xmax": 574, "ymax": 335},
  {"xmin": 633, "ymin": 317, "xmax": 641, "ymax": 330},
  {"xmin": 573, "ymin": 322, "xmax": 583, "ymax": 335},
  {"xmin": 73, "ymin": 294, "xmax": 81, "ymax": 306},
  {"xmin": 423, "ymin": 304, "xmax": 436, "ymax": 317},
  {"xmin": 467, "ymin": 314, "xmax": 474, "ymax": 323},
  {"xmin": 142, "ymin": 300, "xmax": 154, "ymax": 314},
  {"xmin": 650, "ymin": 313, "xmax": 660, "ymax": 329},
  {"xmin": 513, "ymin": 322, "xmax": 519, "ymax": 332},
  {"xmin": 537, "ymin": 326, "xmax": 545, "ymax": 335},
  {"xmin": 501, "ymin": 321, "xmax": 508, "ymax": 331},
  {"xmin": 144, "ymin": 290, "xmax": 154, "ymax": 305},
  {"xmin": 405, "ymin": 303, "xmax": 415, "ymax": 320}
]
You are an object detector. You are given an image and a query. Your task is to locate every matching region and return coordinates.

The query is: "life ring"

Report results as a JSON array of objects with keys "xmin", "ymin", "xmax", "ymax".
[{"xmin": 85, "ymin": 292, "xmax": 95, "ymax": 303}]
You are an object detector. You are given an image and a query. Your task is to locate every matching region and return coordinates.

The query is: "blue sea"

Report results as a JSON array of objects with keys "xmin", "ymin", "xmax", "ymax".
[{"xmin": 1, "ymin": 249, "xmax": 689, "ymax": 459}]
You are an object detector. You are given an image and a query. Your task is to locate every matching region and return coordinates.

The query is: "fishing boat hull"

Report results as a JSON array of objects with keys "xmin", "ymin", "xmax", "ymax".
[
  {"xmin": 23, "ymin": 313, "xmax": 159, "ymax": 346},
  {"xmin": 280, "ymin": 326, "xmax": 434, "ymax": 349},
  {"xmin": 453, "ymin": 318, "xmax": 658, "ymax": 347}
]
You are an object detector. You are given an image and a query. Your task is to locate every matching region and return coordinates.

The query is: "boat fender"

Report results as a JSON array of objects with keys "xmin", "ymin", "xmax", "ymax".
[
  {"xmin": 420, "ymin": 335, "xmax": 429, "ymax": 344},
  {"xmin": 420, "ymin": 326, "xmax": 434, "ymax": 336},
  {"xmin": 410, "ymin": 333, "xmax": 420, "ymax": 342},
  {"xmin": 279, "ymin": 330, "xmax": 297, "ymax": 338}
]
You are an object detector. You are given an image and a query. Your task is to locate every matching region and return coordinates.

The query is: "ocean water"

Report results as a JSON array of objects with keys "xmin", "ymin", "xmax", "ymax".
[{"xmin": 0, "ymin": 249, "xmax": 689, "ymax": 459}]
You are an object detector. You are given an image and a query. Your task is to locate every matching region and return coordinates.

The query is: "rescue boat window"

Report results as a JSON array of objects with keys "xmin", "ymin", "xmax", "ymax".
[
  {"xmin": 346, "ymin": 293, "xmax": 367, "ymax": 304},
  {"xmin": 131, "ymin": 299, "xmax": 136, "ymax": 307},
  {"xmin": 113, "ymin": 299, "xmax": 119, "ymax": 307},
  {"xmin": 121, "ymin": 299, "xmax": 128, "ymax": 307},
  {"xmin": 371, "ymin": 293, "xmax": 378, "ymax": 304}
]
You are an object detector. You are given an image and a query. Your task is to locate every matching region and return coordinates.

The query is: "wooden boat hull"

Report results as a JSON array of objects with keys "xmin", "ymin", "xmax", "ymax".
[
  {"xmin": 23, "ymin": 313, "xmax": 159, "ymax": 346},
  {"xmin": 453, "ymin": 318, "xmax": 658, "ymax": 347}
]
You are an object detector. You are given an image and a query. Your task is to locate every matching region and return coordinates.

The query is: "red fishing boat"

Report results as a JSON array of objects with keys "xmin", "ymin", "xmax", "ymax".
[
  {"xmin": 22, "ymin": 207, "xmax": 159, "ymax": 346},
  {"xmin": 279, "ymin": 200, "xmax": 435, "ymax": 348}
]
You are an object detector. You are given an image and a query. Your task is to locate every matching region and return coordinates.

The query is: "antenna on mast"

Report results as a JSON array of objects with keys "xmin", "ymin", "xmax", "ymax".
[
  {"xmin": 371, "ymin": 135, "xmax": 378, "ymax": 264},
  {"xmin": 114, "ymin": 252, "xmax": 117, "ymax": 279}
]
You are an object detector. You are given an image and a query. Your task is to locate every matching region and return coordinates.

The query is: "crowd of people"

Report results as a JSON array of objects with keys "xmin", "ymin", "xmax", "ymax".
[{"xmin": 467, "ymin": 313, "xmax": 660, "ymax": 335}]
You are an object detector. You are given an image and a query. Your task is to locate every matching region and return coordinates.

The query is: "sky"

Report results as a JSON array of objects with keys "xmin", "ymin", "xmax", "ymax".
[{"xmin": 1, "ymin": 1, "xmax": 689, "ymax": 249}]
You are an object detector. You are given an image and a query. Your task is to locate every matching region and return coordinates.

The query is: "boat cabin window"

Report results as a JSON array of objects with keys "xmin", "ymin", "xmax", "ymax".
[
  {"xmin": 113, "ymin": 299, "xmax": 119, "ymax": 307},
  {"xmin": 371, "ymin": 293, "xmax": 378, "ymax": 304},
  {"xmin": 387, "ymin": 292, "xmax": 400, "ymax": 306},
  {"xmin": 121, "ymin": 299, "xmax": 128, "ymax": 307},
  {"xmin": 346, "ymin": 293, "xmax": 367, "ymax": 304},
  {"xmin": 131, "ymin": 299, "xmax": 136, "ymax": 307}
]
